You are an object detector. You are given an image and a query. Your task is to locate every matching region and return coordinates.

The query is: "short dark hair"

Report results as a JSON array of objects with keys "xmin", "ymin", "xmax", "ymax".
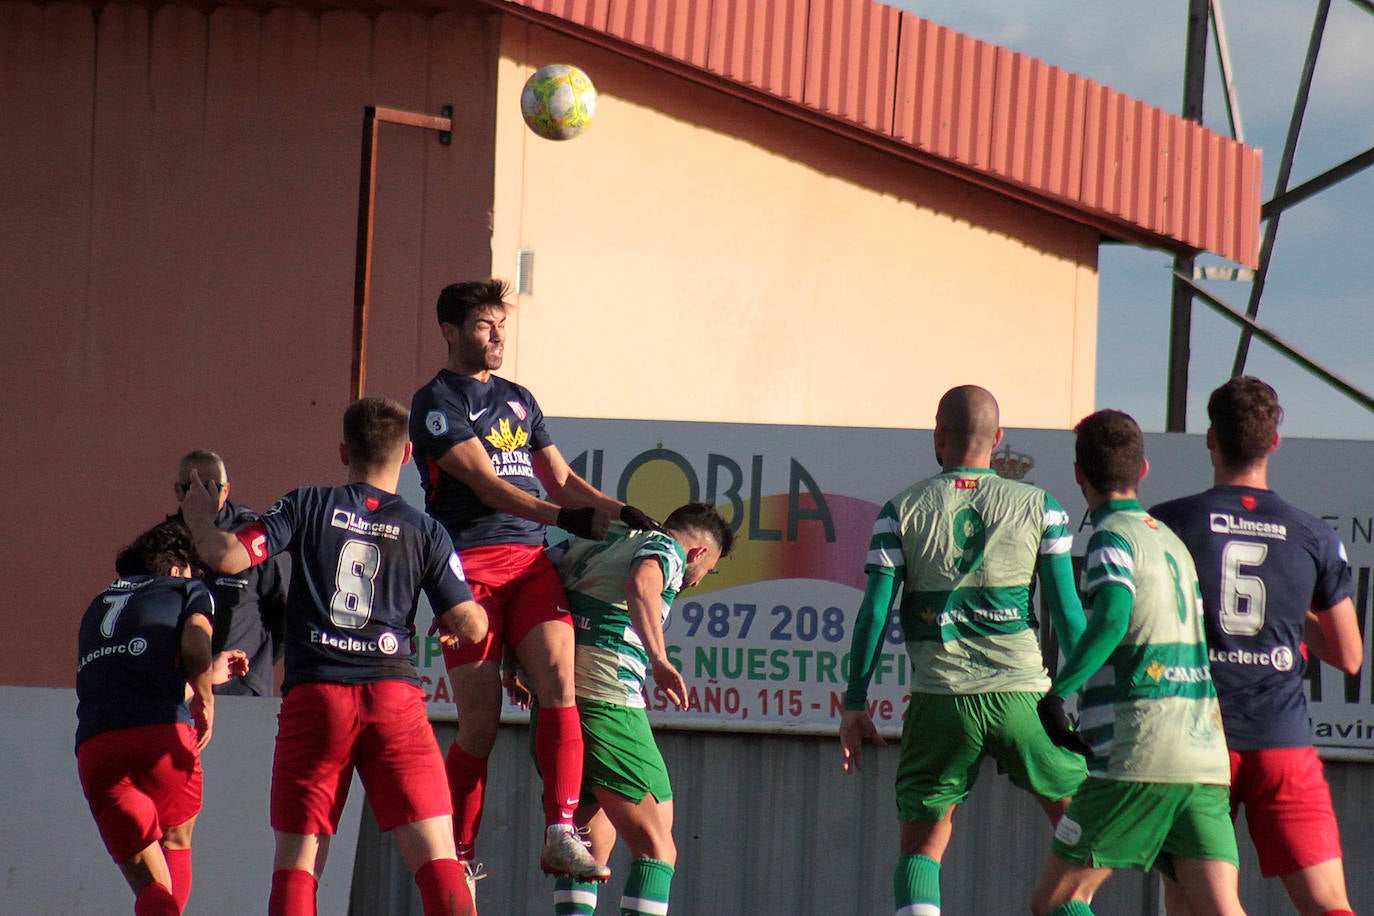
[
  {"xmin": 1208, "ymin": 376, "xmax": 1282, "ymax": 467},
  {"xmin": 1073, "ymin": 409, "xmax": 1144, "ymax": 495},
  {"xmin": 343, "ymin": 397, "xmax": 409, "ymax": 469},
  {"xmin": 436, "ymin": 279, "xmax": 511, "ymax": 326},
  {"xmin": 115, "ymin": 520, "xmax": 198, "ymax": 577},
  {"xmin": 664, "ymin": 502, "xmax": 736, "ymax": 557}
]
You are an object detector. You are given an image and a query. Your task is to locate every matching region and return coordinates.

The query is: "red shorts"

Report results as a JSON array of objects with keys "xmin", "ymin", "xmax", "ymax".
[
  {"xmin": 441, "ymin": 544, "xmax": 571, "ymax": 669},
  {"xmin": 1230, "ymin": 746, "xmax": 1343, "ymax": 877},
  {"xmin": 271, "ymin": 681, "xmax": 450, "ymax": 834},
  {"xmin": 76, "ymin": 723, "xmax": 202, "ymax": 862}
]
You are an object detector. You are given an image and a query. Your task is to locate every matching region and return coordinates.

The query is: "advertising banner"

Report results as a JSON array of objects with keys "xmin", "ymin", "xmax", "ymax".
[{"xmin": 408, "ymin": 418, "xmax": 1374, "ymax": 761}]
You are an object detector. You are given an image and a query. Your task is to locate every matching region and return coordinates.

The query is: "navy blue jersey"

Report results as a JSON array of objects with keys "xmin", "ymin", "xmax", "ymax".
[
  {"xmin": 1152, "ymin": 486, "xmax": 1354, "ymax": 749},
  {"xmin": 75, "ymin": 575, "xmax": 214, "ymax": 749},
  {"xmin": 410, "ymin": 370, "xmax": 554, "ymax": 549},
  {"xmin": 243, "ymin": 483, "xmax": 474, "ymax": 691}
]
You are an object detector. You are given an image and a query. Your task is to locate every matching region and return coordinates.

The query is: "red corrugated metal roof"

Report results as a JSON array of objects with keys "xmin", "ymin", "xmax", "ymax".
[{"xmin": 493, "ymin": 0, "xmax": 1262, "ymax": 267}]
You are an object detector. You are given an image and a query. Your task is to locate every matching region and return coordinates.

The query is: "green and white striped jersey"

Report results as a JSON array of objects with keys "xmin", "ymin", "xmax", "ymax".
[
  {"xmin": 1078, "ymin": 502, "xmax": 1229, "ymax": 784},
  {"xmin": 866, "ymin": 468, "xmax": 1072, "ymax": 694},
  {"xmin": 558, "ymin": 523, "xmax": 686, "ymax": 708}
]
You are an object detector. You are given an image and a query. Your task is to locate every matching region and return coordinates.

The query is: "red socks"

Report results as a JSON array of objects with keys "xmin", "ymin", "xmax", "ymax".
[
  {"xmin": 415, "ymin": 858, "xmax": 476, "ymax": 916},
  {"xmin": 535, "ymin": 703, "xmax": 584, "ymax": 825},
  {"xmin": 268, "ymin": 868, "xmax": 318, "ymax": 916},
  {"xmin": 163, "ymin": 847, "xmax": 192, "ymax": 910},
  {"xmin": 133, "ymin": 882, "xmax": 178, "ymax": 916},
  {"xmin": 445, "ymin": 743, "xmax": 488, "ymax": 855}
]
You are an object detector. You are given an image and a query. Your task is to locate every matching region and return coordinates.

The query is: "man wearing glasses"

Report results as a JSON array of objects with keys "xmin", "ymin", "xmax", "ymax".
[{"xmin": 169, "ymin": 450, "xmax": 289, "ymax": 696}]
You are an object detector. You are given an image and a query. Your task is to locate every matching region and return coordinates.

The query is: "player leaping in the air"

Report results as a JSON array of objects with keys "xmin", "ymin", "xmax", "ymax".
[
  {"xmin": 183, "ymin": 396, "xmax": 487, "ymax": 916},
  {"xmin": 1151, "ymin": 377, "xmax": 1361, "ymax": 916},
  {"xmin": 411, "ymin": 279, "xmax": 658, "ymax": 891}
]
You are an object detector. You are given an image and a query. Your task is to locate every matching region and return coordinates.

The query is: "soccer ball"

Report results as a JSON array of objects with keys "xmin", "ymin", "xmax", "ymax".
[{"xmin": 520, "ymin": 64, "xmax": 597, "ymax": 141}]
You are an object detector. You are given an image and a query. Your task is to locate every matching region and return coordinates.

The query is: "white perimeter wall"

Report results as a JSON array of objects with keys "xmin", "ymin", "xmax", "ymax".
[{"xmin": 1, "ymin": 687, "xmax": 360, "ymax": 914}]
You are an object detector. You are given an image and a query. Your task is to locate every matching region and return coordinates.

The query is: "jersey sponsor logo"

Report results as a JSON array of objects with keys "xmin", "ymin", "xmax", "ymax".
[
  {"xmin": 426, "ymin": 410, "xmax": 449, "ymax": 436},
  {"xmin": 954, "ymin": 477, "xmax": 979, "ymax": 490},
  {"xmin": 77, "ymin": 636, "xmax": 148, "ymax": 672},
  {"xmin": 506, "ymin": 399, "xmax": 527, "ymax": 421},
  {"xmin": 1145, "ymin": 660, "xmax": 1213, "ymax": 684},
  {"xmin": 309, "ymin": 626, "xmax": 400, "ymax": 655},
  {"xmin": 1208, "ymin": 512, "xmax": 1288, "ymax": 540},
  {"xmin": 1209, "ymin": 645, "xmax": 1295, "ymax": 671},
  {"xmin": 467, "ymin": 407, "xmax": 488, "ymax": 422},
  {"xmin": 330, "ymin": 509, "xmax": 402, "ymax": 540},
  {"xmin": 485, "ymin": 419, "xmax": 530, "ymax": 454},
  {"xmin": 211, "ymin": 576, "xmax": 249, "ymax": 589}
]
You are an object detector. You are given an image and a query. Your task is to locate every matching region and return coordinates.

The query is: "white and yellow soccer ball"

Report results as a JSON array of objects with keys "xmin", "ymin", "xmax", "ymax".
[{"xmin": 520, "ymin": 64, "xmax": 597, "ymax": 141}]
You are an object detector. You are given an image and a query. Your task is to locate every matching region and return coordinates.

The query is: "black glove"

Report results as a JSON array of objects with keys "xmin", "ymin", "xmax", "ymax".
[
  {"xmin": 619, "ymin": 504, "xmax": 663, "ymax": 531},
  {"xmin": 1037, "ymin": 694, "xmax": 1094, "ymax": 759},
  {"xmin": 556, "ymin": 506, "xmax": 611, "ymax": 541}
]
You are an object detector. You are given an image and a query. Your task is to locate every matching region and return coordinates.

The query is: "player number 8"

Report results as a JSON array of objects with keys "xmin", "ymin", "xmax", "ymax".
[{"xmin": 330, "ymin": 539, "xmax": 380, "ymax": 629}]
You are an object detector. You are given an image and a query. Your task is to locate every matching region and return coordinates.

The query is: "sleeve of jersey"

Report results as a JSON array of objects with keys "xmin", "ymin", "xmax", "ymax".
[
  {"xmin": 183, "ymin": 579, "xmax": 216, "ymax": 626},
  {"xmin": 1313, "ymin": 528, "xmax": 1355, "ymax": 611},
  {"xmin": 1038, "ymin": 492, "xmax": 1085, "ymax": 653},
  {"xmin": 525, "ymin": 389, "xmax": 554, "ymax": 451},
  {"xmin": 415, "ymin": 386, "xmax": 476, "ymax": 453},
  {"xmin": 864, "ymin": 502, "xmax": 906, "ymax": 577},
  {"xmin": 636, "ymin": 535, "xmax": 685, "ymax": 593},
  {"xmin": 423, "ymin": 527, "xmax": 476, "ymax": 609},
  {"xmin": 844, "ymin": 569, "xmax": 897, "ymax": 710},
  {"xmin": 237, "ymin": 492, "xmax": 298, "ymax": 567}
]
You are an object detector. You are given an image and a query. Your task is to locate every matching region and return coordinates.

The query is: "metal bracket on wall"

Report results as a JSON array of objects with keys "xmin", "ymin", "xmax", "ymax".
[{"xmin": 352, "ymin": 104, "xmax": 454, "ymax": 400}]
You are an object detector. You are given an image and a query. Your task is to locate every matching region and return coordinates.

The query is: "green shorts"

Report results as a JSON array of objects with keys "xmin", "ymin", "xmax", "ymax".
[
  {"xmin": 1050, "ymin": 777, "xmax": 1239, "ymax": 876},
  {"xmin": 577, "ymin": 698, "xmax": 672, "ymax": 805},
  {"xmin": 896, "ymin": 691, "xmax": 1086, "ymax": 822}
]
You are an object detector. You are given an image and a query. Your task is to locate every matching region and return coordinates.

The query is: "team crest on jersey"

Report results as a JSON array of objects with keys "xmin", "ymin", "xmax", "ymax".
[
  {"xmin": 366, "ymin": 496, "xmax": 380, "ymax": 511},
  {"xmin": 1241, "ymin": 494, "xmax": 1257, "ymax": 511},
  {"xmin": 506, "ymin": 400, "xmax": 527, "ymax": 421},
  {"xmin": 426, "ymin": 410, "xmax": 448, "ymax": 436}
]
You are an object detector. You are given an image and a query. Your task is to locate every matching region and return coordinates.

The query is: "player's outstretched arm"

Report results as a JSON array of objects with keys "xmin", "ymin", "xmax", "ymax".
[
  {"xmin": 1305, "ymin": 598, "xmax": 1364, "ymax": 675},
  {"xmin": 626, "ymin": 558, "xmax": 684, "ymax": 708},
  {"xmin": 535, "ymin": 444, "xmax": 660, "ymax": 532},
  {"xmin": 181, "ymin": 613, "xmax": 217, "ymax": 751},
  {"xmin": 179, "ymin": 468, "xmax": 253, "ymax": 573}
]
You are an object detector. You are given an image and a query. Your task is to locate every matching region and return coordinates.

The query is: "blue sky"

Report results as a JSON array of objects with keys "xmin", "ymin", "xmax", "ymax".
[{"xmin": 898, "ymin": 1, "xmax": 1374, "ymax": 440}]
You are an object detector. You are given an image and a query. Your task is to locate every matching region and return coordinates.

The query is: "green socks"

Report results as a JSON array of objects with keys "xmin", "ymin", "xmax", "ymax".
[
  {"xmin": 553, "ymin": 876, "xmax": 599, "ymax": 915},
  {"xmin": 621, "ymin": 857, "xmax": 674, "ymax": 915},
  {"xmin": 1047, "ymin": 902, "xmax": 1095, "ymax": 916},
  {"xmin": 894, "ymin": 853, "xmax": 941, "ymax": 915}
]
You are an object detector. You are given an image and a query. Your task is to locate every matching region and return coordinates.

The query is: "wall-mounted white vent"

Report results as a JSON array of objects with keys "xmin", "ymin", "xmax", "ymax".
[{"xmin": 516, "ymin": 248, "xmax": 535, "ymax": 296}]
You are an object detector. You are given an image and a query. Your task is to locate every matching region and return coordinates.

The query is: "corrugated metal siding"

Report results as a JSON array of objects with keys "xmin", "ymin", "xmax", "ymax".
[
  {"xmin": 350, "ymin": 726, "xmax": 1374, "ymax": 914},
  {"xmin": 496, "ymin": 0, "xmax": 1262, "ymax": 267}
]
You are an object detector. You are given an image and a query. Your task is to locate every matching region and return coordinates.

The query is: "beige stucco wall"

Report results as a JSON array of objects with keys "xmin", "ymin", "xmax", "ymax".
[{"xmin": 490, "ymin": 23, "xmax": 1098, "ymax": 432}]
